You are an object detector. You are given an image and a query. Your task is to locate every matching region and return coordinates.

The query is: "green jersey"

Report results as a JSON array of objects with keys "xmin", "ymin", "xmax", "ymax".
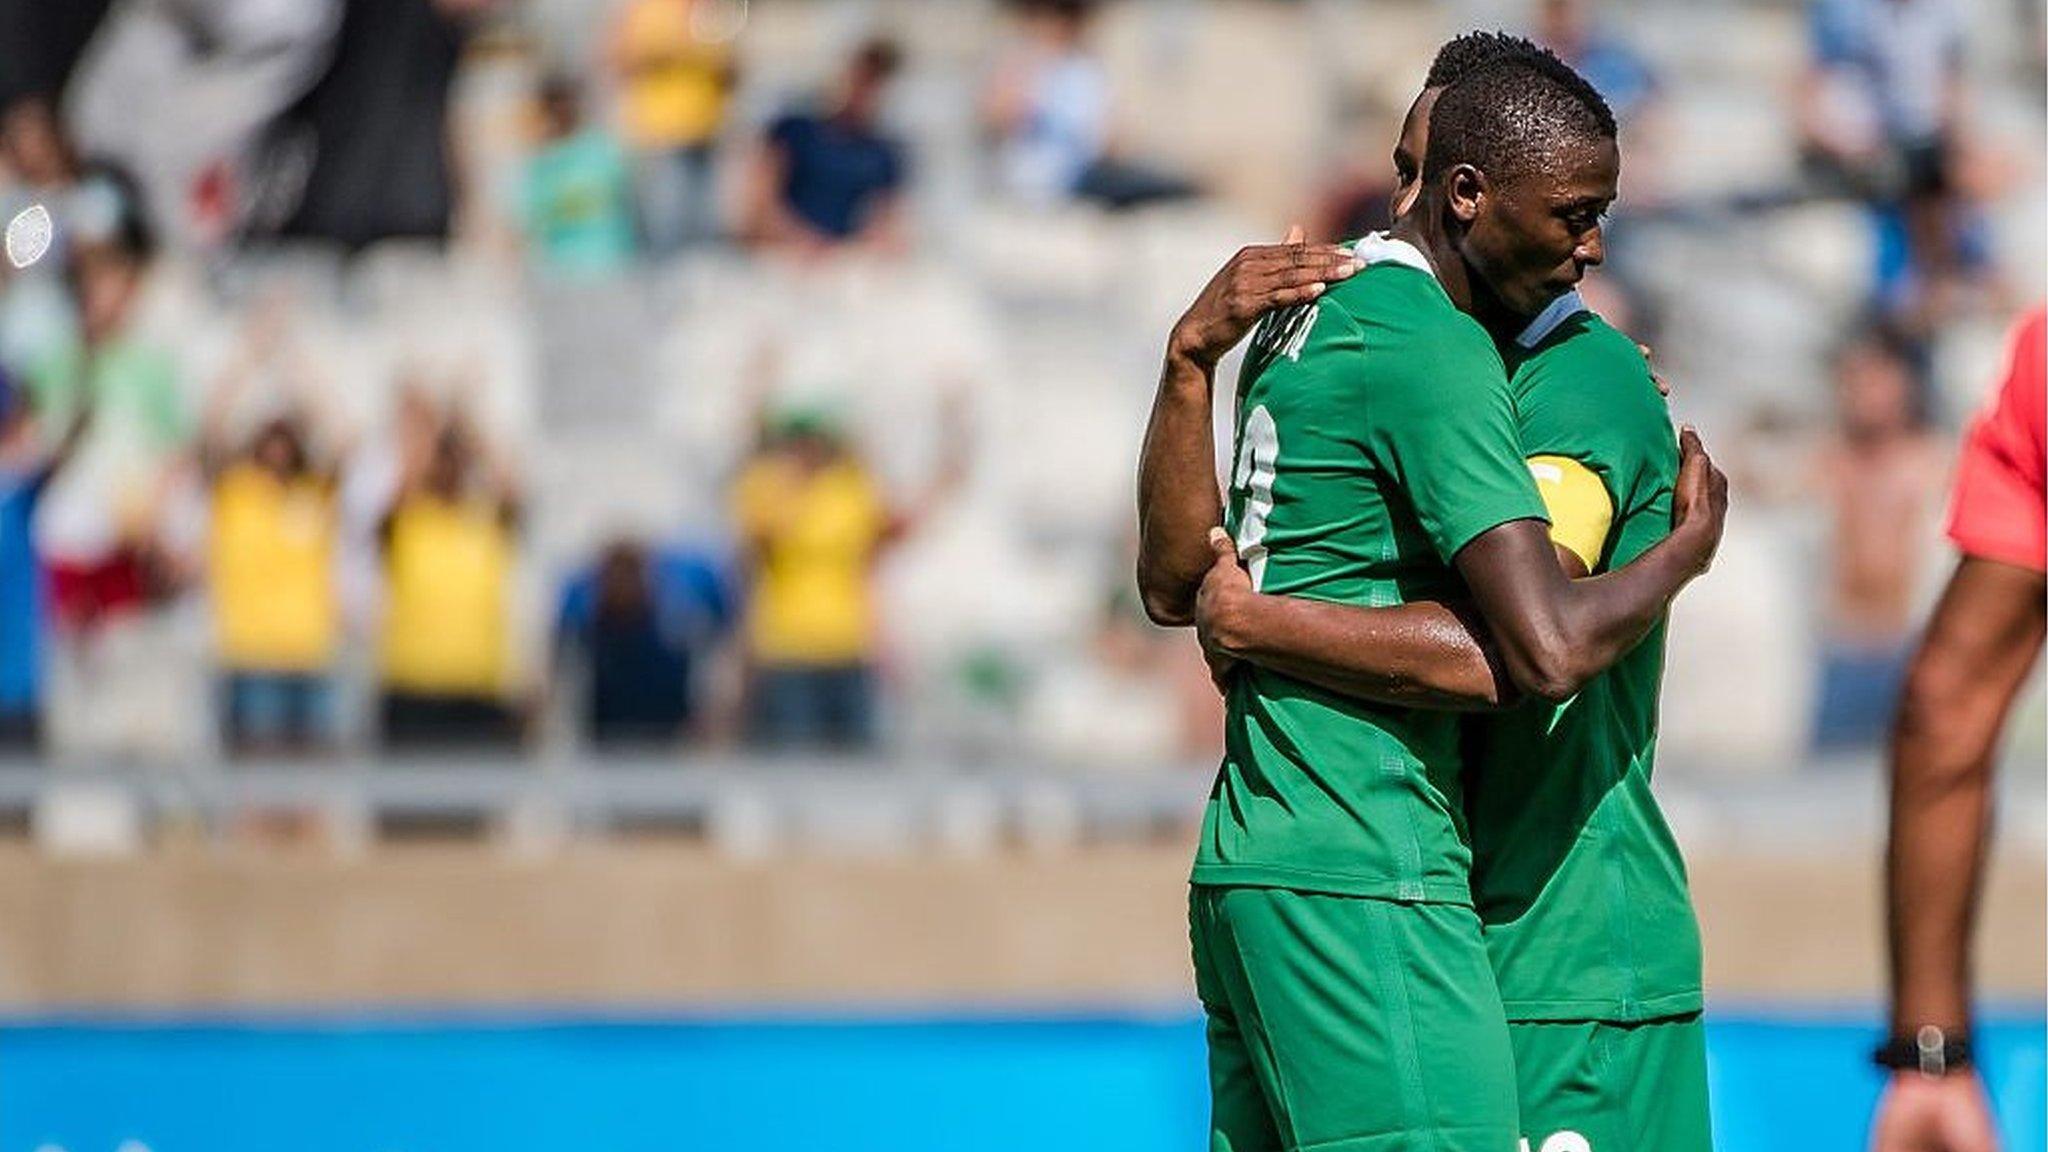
[
  {"xmin": 1194, "ymin": 236, "xmax": 1549, "ymax": 903},
  {"xmin": 1466, "ymin": 303, "xmax": 1704, "ymax": 1021}
]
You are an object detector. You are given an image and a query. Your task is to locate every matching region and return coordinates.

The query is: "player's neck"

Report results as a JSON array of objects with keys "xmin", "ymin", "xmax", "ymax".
[
  {"xmin": 1465, "ymin": 282, "xmax": 1526, "ymax": 343},
  {"xmin": 1388, "ymin": 210, "xmax": 1474, "ymax": 315}
]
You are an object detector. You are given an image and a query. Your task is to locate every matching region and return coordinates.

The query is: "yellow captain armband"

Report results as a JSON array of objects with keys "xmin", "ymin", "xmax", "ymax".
[{"xmin": 1527, "ymin": 455, "xmax": 1613, "ymax": 572}]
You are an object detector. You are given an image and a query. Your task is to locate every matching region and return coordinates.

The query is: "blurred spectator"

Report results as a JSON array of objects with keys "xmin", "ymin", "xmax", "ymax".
[
  {"xmin": 0, "ymin": 99, "xmax": 81, "ymax": 375},
  {"xmin": 0, "ymin": 101, "xmax": 146, "ymax": 375},
  {"xmin": 0, "ymin": 99, "xmax": 78, "ymax": 231},
  {"xmin": 981, "ymin": 0, "xmax": 1197, "ymax": 211},
  {"xmin": 199, "ymin": 303, "xmax": 343, "ymax": 756},
  {"xmin": 1809, "ymin": 330, "xmax": 1949, "ymax": 752},
  {"xmin": 607, "ymin": 0, "xmax": 739, "ymax": 256},
  {"xmin": 739, "ymin": 38, "xmax": 909, "ymax": 256},
  {"xmin": 260, "ymin": 0, "xmax": 491, "ymax": 250},
  {"xmin": 28, "ymin": 228, "xmax": 190, "ymax": 635},
  {"xmin": 554, "ymin": 538, "xmax": 735, "ymax": 749},
  {"xmin": 57, "ymin": 0, "xmax": 341, "ymax": 254},
  {"xmin": 1797, "ymin": 0, "xmax": 1991, "ymax": 329},
  {"xmin": 0, "ymin": 0, "xmax": 116, "ymax": 111},
  {"xmin": 1800, "ymin": 0, "xmax": 1963, "ymax": 193},
  {"xmin": 1026, "ymin": 584, "xmax": 1224, "ymax": 766},
  {"xmin": 1311, "ymin": 94, "xmax": 1400, "ymax": 244},
  {"xmin": 732, "ymin": 398, "xmax": 963, "ymax": 751},
  {"xmin": 1534, "ymin": 1, "xmax": 1669, "ymax": 284},
  {"xmin": 338, "ymin": 380, "xmax": 440, "ymax": 629},
  {"xmin": 0, "ymin": 0, "xmax": 2026, "ymax": 790},
  {"xmin": 1534, "ymin": 0, "xmax": 1660, "ymax": 124},
  {"xmin": 521, "ymin": 75, "xmax": 635, "ymax": 279},
  {"xmin": 376, "ymin": 414, "xmax": 524, "ymax": 751},
  {"xmin": 0, "ymin": 366, "xmax": 88, "ymax": 753}
]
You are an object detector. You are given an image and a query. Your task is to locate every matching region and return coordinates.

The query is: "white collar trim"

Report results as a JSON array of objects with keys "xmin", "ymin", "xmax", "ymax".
[
  {"xmin": 1515, "ymin": 290, "xmax": 1588, "ymax": 348},
  {"xmin": 1351, "ymin": 232, "xmax": 1436, "ymax": 279},
  {"xmin": 1351, "ymin": 233, "xmax": 1591, "ymax": 346}
]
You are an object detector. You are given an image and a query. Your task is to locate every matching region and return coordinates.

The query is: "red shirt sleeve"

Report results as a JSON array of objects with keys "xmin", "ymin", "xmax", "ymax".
[{"xmin": 1945, "ymin": 305, "xmax": 2047, "ymax": 573}]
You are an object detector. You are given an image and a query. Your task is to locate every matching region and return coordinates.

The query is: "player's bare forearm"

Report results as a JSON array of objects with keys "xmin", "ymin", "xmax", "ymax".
[
  {"xmin": 1453, "ymin": 519, "xmax": 1704, "ymax": 700},
  {"xmin": 1886, "ymin": 557, "xmax": 2047, "ymax": 1036},
  {"xmin": 1192, "ymin": 528, "xmax": 1512, "ymax": 709},
  {"xmin": 1455, "ymin": 428, "xmax": 1727, "ymax": 701},
  {"xmin": 1204, "ymin": 590, "xmax": 1514, "ymax": 710},
  {"xmin": 1135, "ymin": 350, "xmax": 1224, "ymax": 626}
]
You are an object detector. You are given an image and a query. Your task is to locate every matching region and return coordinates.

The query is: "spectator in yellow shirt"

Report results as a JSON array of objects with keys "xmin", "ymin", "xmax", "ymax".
[
  {"xmin": 377, "ymin": 415, "xmax": 525, "ymax": 752},
  {"xmin": 199, "ymin": 301, "xmax": 345, "ymax": 755},
  {"xmin": 731, "ymin": 399, "xmax": 962, "ymax": 751},
  {"xmin": 608, "ymin": 0, "xmax": 740, "ymax": 256}
]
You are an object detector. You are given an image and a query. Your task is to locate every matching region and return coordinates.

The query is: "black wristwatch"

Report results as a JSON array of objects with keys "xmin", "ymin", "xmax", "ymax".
[{"xmin": 1872, "ymin": 1025, "xmax": 1973, "ymax": 1076}]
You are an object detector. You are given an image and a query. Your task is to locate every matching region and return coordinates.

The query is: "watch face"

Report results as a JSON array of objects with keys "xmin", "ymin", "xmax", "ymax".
[
  {"xmin": 1873, "ymin": 1030, "xmax": 1970, "ymax": 1076},
  {"xmin": 5, "ymin": 204, "xmax": 52, "ymax": 269}
]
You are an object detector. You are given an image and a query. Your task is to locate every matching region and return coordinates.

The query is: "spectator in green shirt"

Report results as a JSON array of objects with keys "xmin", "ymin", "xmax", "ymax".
[
  {"xmin": 522, "ymin": 75, "xmax": 636, "ymax": 279},
  {"xmin": 30, "ymin": 230, "xmax": 191, "ymax": 630}
]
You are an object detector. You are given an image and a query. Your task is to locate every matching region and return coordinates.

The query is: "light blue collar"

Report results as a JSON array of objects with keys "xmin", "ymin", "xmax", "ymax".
[{"xmin": 1514, "ymin": 290, "xmax": 1588, "ymax": 348}]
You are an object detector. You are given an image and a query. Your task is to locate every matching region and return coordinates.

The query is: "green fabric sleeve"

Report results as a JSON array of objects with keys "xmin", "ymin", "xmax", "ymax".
[{"xmin": 1370, "ymin": 327, "xmax": 1548, "ymax": 562}]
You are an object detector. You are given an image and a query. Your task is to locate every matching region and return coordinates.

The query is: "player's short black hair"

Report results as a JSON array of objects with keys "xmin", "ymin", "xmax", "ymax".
[
  {"xmin": 1422, "ymin": 55, "xmax": 1617, "ymax": 186},
  {"xmin": 1423, "ymin": 31, "xmax": 1547, "ymax": 89}
]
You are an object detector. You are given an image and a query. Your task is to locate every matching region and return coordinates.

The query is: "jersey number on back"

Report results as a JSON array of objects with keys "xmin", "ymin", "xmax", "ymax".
[{"xmin": 1232, "ymin": 405, "xmax": 1279, "ymax": 591}]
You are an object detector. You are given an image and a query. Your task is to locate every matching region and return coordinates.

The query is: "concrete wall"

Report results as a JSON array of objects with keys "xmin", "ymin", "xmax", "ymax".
[{"xmin": 0, "ymin": 843, "xmax": 2038, "ymax": 1009}]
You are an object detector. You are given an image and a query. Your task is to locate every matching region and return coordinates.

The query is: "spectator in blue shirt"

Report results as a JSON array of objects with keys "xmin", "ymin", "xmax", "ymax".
[
  {"xmin": 1796, "ymin": 0, "xmax": 1988, "ymax": 331},
  {"xmin": 554, "ymin": 537, "xmax": 735, "ymax": 749},
  {"xmin": 740, "ymin": 39, "xmax": 909, "ymax": 256},
  {"xmin": 0, "ymin": 366, "xmax": 88, "ymax": 752},
  {"xmin": 1535, "ymin": 0, "xmax": 1660, "ymax": 125},
  {"xmin": 981, "ymin": 0, "xmax": 1197, "ymax": 211}
]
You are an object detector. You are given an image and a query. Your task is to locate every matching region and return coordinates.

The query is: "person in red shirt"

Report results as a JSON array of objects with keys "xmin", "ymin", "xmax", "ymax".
[
  {"xmin": 1945, "ymin": 308, "xmax": 2047, "ymax": 572},
  {"xmin": 1872, "ymin": 304, "xmax": 2045, "ymax": 1152}
]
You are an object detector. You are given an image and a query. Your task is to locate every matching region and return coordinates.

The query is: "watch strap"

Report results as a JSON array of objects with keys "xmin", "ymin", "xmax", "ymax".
[{"xmin": 1872, "ymin": 1025, "xmax": 1973, "ymax": 1076}]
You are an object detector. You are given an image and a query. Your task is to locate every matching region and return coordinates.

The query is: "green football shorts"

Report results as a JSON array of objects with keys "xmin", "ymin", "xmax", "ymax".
[
  {"xmin": 1507, "ymin": 1014, "xmax": 1713, "ymax": 1152},
  {"xmin": 1189, "ymin": 885, "xmax": 1520, "ymax": 1152}
]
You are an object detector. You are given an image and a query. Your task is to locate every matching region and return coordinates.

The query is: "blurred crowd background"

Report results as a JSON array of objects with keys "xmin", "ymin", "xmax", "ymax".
[
  {"xmin": 0, "ymin": 0, "xmax": 2039, "ymax": 786},
  {"xmin": 0, "ymin": 2, "xmax": 2042, "ymax": 1147}
]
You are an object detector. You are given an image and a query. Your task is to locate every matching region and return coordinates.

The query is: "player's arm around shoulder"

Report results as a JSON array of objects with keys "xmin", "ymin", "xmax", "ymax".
[
  {"xmin": 1193, "ymin": 311, "xmax": 1529, "ymax": 713},
  {"xmin": 1195, "ymin": 528, "xmax": 1518, "ymax": 712},
  {"xmin": 1135, "ymin": 233, "xmax": 1364, "ymax": 626},
  {"xmin": 1451, "ymin": 424, "xmax": 1726, "ymax": 702}
]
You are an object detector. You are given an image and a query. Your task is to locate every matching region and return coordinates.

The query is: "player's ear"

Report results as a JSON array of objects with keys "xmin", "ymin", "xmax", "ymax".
[{"xmin": 1447, "ymin": 164, "xmax": 1486, "ymax": 225}]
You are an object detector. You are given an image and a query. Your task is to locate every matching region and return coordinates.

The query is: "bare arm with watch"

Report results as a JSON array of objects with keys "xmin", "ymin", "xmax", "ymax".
[
  {"xmin": 1869, "ymin": 557, "xmax": 2044, "ymax": 1152},
  {"xmin": 1872, "ymin": 307, "xmax": 2048, "ymax": 1152}
]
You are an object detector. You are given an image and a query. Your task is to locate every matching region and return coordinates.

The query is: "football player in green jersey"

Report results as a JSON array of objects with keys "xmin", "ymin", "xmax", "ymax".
[{"xmin": 1137, "ymin": 45, "xmax": 1727, "ymax": 1152}]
